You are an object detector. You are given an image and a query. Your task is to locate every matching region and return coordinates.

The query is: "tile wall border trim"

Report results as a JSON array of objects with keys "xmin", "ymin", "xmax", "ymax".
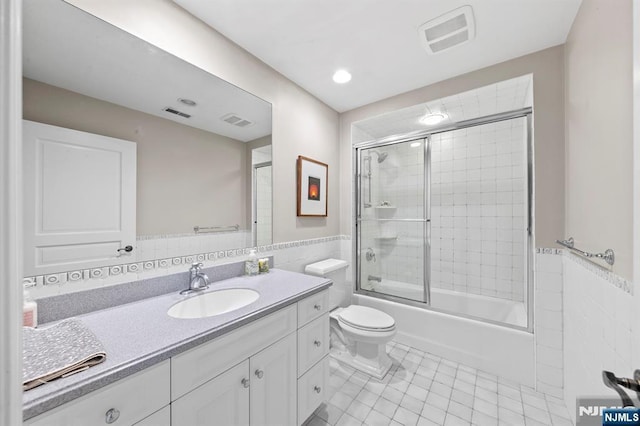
[
  {"xmin": 536, "ymin": 246, "xmax": 632, "ymax": 295},
  {"xmin": 562, "ymin": 250, "xmax": 633, "ymax": 296},
  {"xmin": 23, "ymin": 235, "xmax": 352, "ymax": 290}
]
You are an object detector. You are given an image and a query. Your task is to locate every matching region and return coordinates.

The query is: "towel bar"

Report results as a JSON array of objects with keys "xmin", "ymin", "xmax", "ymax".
[{"xmin": 556, "ymin": 237, "xmax": 615, "ymax": 265}]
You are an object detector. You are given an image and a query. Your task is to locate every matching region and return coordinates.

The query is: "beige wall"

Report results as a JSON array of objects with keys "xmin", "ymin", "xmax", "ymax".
[
  {"xmin": 564, "ymin": 0, "xmax": 633, "ymax": 280},
  {"xmin": 339, "ymin": 46, "xmax": 566, "ymax": 248},
  {"xmin": 66, "ymin": 0, "xmax": 341, "ymax": 243},
  {"xmin": 23, "ymin": 78, "xmax": 249, "ymax": 236}
]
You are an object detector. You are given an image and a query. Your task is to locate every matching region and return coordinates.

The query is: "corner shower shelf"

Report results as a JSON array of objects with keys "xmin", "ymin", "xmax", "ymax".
[{"xmin": 374, "ymin": 236, "xmax": 398, "ymax": 242}]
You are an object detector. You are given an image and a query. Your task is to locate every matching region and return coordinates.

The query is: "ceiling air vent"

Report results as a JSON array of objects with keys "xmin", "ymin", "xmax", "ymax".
[
  {"xmin": 221, "ymin": 113, "xmax": 254, "ymax": 128},
  {"xmin": 418, "ymin": 5, "xmax": 475, "ymax": 54},
  {"xmin": 163, "ymin": 107, "xmax": 191, "ymax": 118}
]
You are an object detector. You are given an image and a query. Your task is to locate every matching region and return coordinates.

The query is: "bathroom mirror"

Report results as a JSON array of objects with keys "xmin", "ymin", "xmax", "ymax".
[{"xmin": 22, "ymin": 0, "xmax": 272, "ymax": 276}]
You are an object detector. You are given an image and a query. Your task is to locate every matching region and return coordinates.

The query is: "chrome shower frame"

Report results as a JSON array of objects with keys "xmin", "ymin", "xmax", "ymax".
[{"xmin": 353, "ymin": 107, "xmax": 534, "ymax": 333}]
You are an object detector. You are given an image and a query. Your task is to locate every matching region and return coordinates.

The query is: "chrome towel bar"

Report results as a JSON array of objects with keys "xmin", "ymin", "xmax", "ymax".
[
  {"xmin": 556, "ymin": 237, "xmax": 615, "ymax": 265},
  {"xmin": 194, "ymin": 224, "xmax": 240, "ymax": 234}
]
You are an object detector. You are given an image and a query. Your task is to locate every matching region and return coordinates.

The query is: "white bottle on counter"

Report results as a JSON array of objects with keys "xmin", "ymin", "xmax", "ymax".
[
  {"xmin": 23, "ymin": 290, "xmax": 38, "ymax": 328},
  {"xmin": 245, "ymin": 249, "xmax": 259, "ymax": 276}
]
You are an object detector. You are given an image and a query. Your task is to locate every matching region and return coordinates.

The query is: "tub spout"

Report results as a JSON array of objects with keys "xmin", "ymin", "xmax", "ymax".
[{"xmin": 368, "ymin": 275, "xmax": 382, "ymax": 283}]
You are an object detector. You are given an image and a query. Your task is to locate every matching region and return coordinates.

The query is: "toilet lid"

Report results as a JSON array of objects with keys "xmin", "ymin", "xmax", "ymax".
[{"xmin": 338, "ymin": 305, "xmax": 395, "ymax": 331}]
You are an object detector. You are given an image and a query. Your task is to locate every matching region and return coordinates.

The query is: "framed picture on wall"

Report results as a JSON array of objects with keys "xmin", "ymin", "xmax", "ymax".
[{"xmin": 297, "ymin": 155, "xmax": 328, "ymax": 217}]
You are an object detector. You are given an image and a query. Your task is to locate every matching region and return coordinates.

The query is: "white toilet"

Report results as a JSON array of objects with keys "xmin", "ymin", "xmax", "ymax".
[{"xmin": 305, "ymin": 259, "xmax": 396, "ymax": 379}]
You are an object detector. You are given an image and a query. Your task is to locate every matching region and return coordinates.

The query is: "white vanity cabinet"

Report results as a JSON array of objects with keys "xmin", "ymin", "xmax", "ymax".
[
  {"xmin": 25, "ymin": 360, "xmax": 170, "ymax": 426},
  {"xmin": 24, "ymin": 289, "xmax": 330, "ymax": 426}
]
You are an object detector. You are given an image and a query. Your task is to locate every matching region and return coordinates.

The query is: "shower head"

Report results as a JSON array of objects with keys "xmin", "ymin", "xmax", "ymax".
[{"xmin": 369, "ymin": 150, "xmax": 388, "ymax": 163}]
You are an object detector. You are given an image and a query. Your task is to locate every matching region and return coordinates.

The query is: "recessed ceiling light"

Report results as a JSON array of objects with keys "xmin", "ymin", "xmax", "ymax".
[
  {"xmin": 178, "ymin": 98, "xmax": 197, "ymax": 107},
  {"xmin": 420, "ymin": 113, "xmax": 447, "ymax": 126},
  {"xmin": 333, "ymin": 69, "xmax": 352, "ymax": 84},
  {"xmin": 410, "ymin": 142, "xmax": 422, "ymax": 148}
]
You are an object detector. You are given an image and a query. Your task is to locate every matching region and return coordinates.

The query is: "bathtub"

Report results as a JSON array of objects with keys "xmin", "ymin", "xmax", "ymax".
[
  {"xmin": 366, "ymin": 280, "xmax": 527, "ymax": 327},
  {"xmin": 355, "ymin": 280, "xmax": 535, "ymax": 386}
]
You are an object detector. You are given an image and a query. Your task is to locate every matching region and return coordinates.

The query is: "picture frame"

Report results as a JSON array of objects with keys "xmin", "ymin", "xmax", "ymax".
[{"xmin": 297, "ymin": 155, "xmax": 328, "ymax": 217}]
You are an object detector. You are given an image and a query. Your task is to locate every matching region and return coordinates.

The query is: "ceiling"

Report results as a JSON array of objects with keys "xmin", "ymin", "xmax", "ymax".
[
  {"xmin": 353, "ymin": 75, "xmax": 532, "ymax": 143},
  {"xmin": 174, "ymin": 0, "xmax": 582, "ymax": 113},
  {"xmin": 23, "ymin": 0, "xmax": 272, "ymax": 142}
]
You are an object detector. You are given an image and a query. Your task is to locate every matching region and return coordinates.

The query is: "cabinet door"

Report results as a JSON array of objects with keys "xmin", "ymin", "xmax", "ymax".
[
  {"xmin": 23, "ymin": 120, "xmax": 136, "ymax": 276},
  {"xmin": 250, "ymin": 333, "xmax": 297, "ymax": 426},
  {"xmin": 172, "ymin": 360, "xmax": 250, "ymax": 426},
  {"xmin": 134, "ymin": 406, "xmax": 170, "ymax": 426}
]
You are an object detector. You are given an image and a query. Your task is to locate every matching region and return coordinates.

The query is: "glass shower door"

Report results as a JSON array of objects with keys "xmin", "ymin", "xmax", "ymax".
[
  {"xmin": 428, "ymin": 117, "xmax": 529, "ymax": 327},
  {"xmin": 357, "ymin": 139, "xmax": 428, "ymax": 303}
]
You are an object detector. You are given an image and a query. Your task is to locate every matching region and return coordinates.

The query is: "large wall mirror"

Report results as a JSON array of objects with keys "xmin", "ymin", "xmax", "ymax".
[{"xmin": 22, "ymin": 0, "xmax": 272, "ymax": 276}]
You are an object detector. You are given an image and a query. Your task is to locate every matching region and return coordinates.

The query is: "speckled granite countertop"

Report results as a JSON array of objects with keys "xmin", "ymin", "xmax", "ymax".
[{"xmin": 23, "ymin": 269, "xmax": 331, "ymax": 420}]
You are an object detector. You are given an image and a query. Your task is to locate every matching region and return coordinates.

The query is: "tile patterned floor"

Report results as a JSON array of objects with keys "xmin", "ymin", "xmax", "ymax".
[{"xmin": 305, "ymin": 341, "xmax": 573, "ymax": 426}]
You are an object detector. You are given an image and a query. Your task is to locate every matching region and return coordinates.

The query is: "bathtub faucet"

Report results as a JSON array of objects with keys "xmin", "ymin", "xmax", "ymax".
[{"xmin": 368, "ymin": 275, "xmax": 382, "ymax": 283}]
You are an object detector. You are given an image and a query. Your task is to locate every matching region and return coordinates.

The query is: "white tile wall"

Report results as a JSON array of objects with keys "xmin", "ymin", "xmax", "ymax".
[
  {"xmin": 563, "ymin": 253, "xmax": 635, "ymax": 423},
  {"xmin": 535, "ymin": 252, "xmax": 564, "ymax": 399},
  {"xmin": 431, "ymin": 118, "xmax": 528, "ymax": 302}
]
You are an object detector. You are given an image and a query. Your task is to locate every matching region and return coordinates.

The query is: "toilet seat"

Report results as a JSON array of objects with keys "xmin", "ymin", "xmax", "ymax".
[{"xmin": 337, "ymin": 305, "xmax": 395, "ymax": 332}]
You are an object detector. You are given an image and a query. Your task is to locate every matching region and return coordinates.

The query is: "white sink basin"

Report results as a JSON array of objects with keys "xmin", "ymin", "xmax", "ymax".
[{"xmin": 167, "ymin": 288, "xmax": 260, "ymax": 319}]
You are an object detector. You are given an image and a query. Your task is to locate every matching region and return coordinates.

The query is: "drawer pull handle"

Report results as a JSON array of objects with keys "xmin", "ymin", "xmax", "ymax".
[
  {"xmin": 255, "ymin": 369, "xmax": 264, "ymax": 379},
  {"xmin": 313, "ymin": 340, "xmax": 322, "ymax": 347},
  {"xmin": 241, "ymin": 378, "xmax": 250, "ymax": 388},
  {"xmin": 313, "ymin": 304, "xmax": 321, "ymax": 311},
  {"xmin": 105, "ymin": 408, "xmax": 120, "ymax": 424},
  {"xmin": 314, "ymin": 385, "xmax": 322, "ymax": 394}
]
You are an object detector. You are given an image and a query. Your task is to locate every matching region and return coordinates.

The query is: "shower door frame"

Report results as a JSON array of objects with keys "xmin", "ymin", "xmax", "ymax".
[
  {"xmin": 353, "ymin": 107, "xmax": 534, "ymax": 333},
  {"xmin": 355, "ymin": 137, "xmax": 431, "ymax": 305}
]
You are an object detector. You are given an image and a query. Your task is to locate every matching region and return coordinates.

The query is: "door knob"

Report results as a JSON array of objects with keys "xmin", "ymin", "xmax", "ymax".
[
  {"xmin": 255, "ymin": 369, "xmax": 264, "ymax": 379},
  {"xmin": 241, "ymin": 378, "xmax": 250, "ymax": 388}
]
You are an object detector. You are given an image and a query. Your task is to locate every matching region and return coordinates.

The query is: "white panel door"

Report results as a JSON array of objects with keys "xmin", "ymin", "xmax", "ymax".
[
  {"xmin": 250, "ymin": 333, "xmax": 297, "ymax": 426},
  {"xmin": 23, "ymin": 120, "xmax": 136, "ymax": 275},
  {"xmin": 172, "ymin": 360, "xmax": 250, "ymax": 426}
]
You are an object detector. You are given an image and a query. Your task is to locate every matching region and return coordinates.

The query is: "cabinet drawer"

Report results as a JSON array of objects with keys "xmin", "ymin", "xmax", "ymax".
[
  {"xmin": 297, "ymin": 356, "xmax": 328, "ymax": 426},
  {"xmin": 297, "ymin": 290, "xmax": 328, "ymax": 326},
  {"xmin": 172, "ymin": 305, "xmax": 297, "ymax": 400},
  {"xmin": 25, "ymin": 360, "xmax": 170, "ymax": 426},
  {"xmin": 297, "ymin": 314, "xmax": 329, "ymax": 376}
]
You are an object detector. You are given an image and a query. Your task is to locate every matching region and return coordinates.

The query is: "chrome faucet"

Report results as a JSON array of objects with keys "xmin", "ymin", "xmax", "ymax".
[{"xmin": 181, "ymin": 262, "xmax": 210, "ymax": 295}]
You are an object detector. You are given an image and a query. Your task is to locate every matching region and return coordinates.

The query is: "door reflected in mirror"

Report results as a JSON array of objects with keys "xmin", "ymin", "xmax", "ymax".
[{"xmin": 22, "ymin": 0, "xmax": 272, "ymax": 276}]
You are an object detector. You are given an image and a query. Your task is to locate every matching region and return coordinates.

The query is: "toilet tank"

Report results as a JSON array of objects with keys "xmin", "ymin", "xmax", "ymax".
[{"xmin": 305, "ymin": 259, "xmax": 349, "ymax": 310}]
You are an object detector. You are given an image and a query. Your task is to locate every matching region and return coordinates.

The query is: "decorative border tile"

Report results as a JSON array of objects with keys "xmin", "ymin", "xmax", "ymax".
[
  {"xmin": 23, "ymin": 235, "xmax": 350, "ymax": 289},
  {"xmin": 535, "ymin": 247, "xmax": 563, "ymax": 255},
  {"xmin": 536, "ymin": 246, "xmax": 632, "ymax": 294},
  {"xmin": 68, "ymin": 270, "xmax": 84, "ymax": 282},
  {"xmin": 563, "ymin": 250, "xmax": 633, "ymax": 295}
]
